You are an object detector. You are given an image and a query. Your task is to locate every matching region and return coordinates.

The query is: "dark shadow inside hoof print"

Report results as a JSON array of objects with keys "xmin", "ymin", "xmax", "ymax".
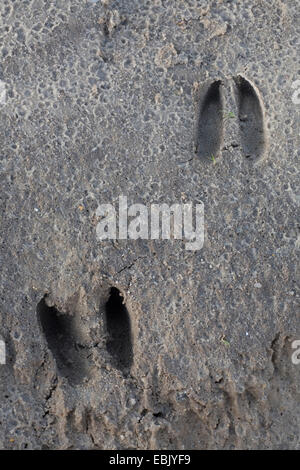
[
  {"xmin": 37, "ymin": 296, "xmax": 88, "ymax": 385},
  {"xmin": 105, "ymin": 287, "xmax": 133, "ymax": 375},
  {"xmin": 234, "ymin": 75, "xmax": 266, "ymax": 161},
  {"xmin": 196, "ymin": 80, "xmax": 224, "ymax": 162}
]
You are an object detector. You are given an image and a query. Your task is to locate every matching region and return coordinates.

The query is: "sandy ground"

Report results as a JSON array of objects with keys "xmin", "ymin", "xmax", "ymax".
[{"xmin": 0, "ymin": 0, "xmax": 299, "ymax": 449}]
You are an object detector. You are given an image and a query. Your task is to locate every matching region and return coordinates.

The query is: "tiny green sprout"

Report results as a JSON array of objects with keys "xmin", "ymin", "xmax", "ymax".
[
  {"xmin": 221, "ymin": 337, "xmax": 230, "ymax": 347},
  {"xmin": 224, "ymin": 111, "xmax": 235, "ymax": 120},
  {"xmin": 211, "ymin": 154, "xmax": 216, "ymax": 164}
]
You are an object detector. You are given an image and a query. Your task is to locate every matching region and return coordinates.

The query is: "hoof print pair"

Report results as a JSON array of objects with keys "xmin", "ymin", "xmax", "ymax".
[{"xmin": 196, "ymin": 75, "xmax": 267, "ymax": 162}]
